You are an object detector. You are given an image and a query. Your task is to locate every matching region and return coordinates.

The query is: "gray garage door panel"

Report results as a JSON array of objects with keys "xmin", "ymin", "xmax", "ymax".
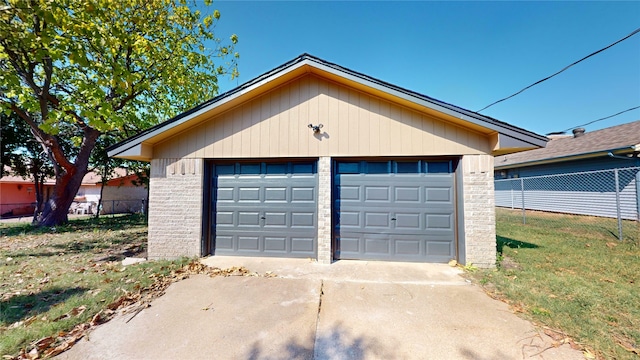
[
  {"xmin": 213, "ymin": 162, "xmax": 317, "ymax": 258},
  {"xmin": 335, "ymin": 160, "xmax": 456, "ymax": 262}
]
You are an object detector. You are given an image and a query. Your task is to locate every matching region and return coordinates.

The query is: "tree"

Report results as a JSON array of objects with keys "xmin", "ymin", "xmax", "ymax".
[
  {"xmin": 1, "ymin": 111, "xmax": 58, "ymax": 218},
  {"xmin": 0, "ymin": 0, "xmax": 238, "ymax": 226}
]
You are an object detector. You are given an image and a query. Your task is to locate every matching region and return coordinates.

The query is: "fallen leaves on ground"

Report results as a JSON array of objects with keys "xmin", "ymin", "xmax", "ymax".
[
  {"xmin": 613, "ymin": 335, "xmax": 640, "ymax": 355},
  {"xmin": 541, "ymin": 326, "xmax": 584, "ymax": 352},
  {"xmin": 7, "ymin": 261, "xmax": 276, "ymax": 359},
  {"xmin": 51, "ymin": 305, "xmax": 86, "ymax": 322}
]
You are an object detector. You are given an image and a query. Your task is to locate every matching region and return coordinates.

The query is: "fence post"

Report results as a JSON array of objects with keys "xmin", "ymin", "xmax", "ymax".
[
  {"xmin": 636, "ymin": 170, "xmax": 640, "ymax": 246},
  {"xmin": 615, "ymin": 169, "xmax": 623, "ymax": 241},
  {"xmin": 636, "ymin": 170, "xmax": 640, "ymax": 223},
  {"xmin": 520, "ymin": 177, "xmax": 526, "ymax": 224},
  {"xmin": 510, "ymin": 186, "xmax": 514, "ymax": 209}
]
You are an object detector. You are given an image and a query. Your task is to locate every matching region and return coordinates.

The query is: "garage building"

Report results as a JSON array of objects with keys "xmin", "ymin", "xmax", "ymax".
[{"xmin": 108, "ymin": 54, "xmax": 546, "ymax": 267}]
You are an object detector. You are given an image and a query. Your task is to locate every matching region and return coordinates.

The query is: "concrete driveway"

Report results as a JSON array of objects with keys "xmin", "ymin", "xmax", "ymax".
[{"xmin": 59, "ymin": 257, "xmax": 584, "ymax": 360}]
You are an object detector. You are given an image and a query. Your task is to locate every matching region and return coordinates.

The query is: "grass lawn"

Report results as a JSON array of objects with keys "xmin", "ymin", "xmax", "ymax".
[
  {"xmin": 0, "ymin": 214, "xmax": 190, "ymax": 358},
  {"xmin": 473, "ymin": 208, "xmax": 640, "ymax": 359}
]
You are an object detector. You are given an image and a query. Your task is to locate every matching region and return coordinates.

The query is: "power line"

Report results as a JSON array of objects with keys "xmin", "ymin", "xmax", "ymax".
[
  {"xmin": 477, "ymin": 27, "xmax": 640, "ymax": 113},
  {"xmin": 551, "ymin": 105, "xmax": 640, "ymax": 134}
]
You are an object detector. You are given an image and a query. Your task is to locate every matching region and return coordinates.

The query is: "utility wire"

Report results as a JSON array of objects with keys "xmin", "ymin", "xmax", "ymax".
[
  {"xmin": 552, "ymin": 105, "xmax": 640, "ymax": 134},
  {"xmin": 477, "ymin": 27, "xmax": 640, "ymax": 112}
]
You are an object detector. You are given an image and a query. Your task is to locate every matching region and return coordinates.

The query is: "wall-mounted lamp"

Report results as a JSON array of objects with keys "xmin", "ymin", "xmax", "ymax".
[{"xmin": 308, "ymin": 123, "xmax": 323, "ymax": 133}]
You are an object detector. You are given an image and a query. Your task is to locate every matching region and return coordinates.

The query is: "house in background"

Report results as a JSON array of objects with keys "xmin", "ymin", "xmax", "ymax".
[
  {"xmin": 73, "ymin": 169, "xmax": 148, "ymax": 215},
  {"xmin": 108, "ymin": 54, "xmax": 546, "ymax": 267},
  {"xmin": 99, "ymin": 171, "xmax": 148, "ymax": 214},
  {"xmin": 494, "ymin": 121, "xmax": 640, "ymax": 220},
  {"xmin": 0, "ymin": 171, "xmax": 54, "ymax": 217},
  {"xmin": 0, "ymin": 168, "xmax": 148, "ymax": 218}
]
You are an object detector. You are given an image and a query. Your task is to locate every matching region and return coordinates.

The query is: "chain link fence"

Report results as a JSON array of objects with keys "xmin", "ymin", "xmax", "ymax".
[
  {"xmin": 70, "ymin": 199, "xmax": 146, "ymax": 216},
  {"xmin": 1, "ymin": 199, "xmax": 146, "ymax": 220},
  {"xmin": 495, "ymin": 166, "xmax": 640, "ymax": 243}
]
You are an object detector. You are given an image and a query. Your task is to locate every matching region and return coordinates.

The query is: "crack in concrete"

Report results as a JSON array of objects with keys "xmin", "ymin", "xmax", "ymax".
[{"xmin": 311, "ymin": 279, "xmax": 325, "ymax": 359}]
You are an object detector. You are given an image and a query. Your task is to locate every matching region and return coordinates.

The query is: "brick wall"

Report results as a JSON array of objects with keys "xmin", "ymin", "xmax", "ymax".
[
  {"xmin": 147, "ymin": 158, "xmax": 203, "ymax": 259},
  {"xmin": 461, "ymin": 154, "xmax": 496, "ymax": 268},
  {"xmin": 317, "ymin": 156, "xmax": 332, "ymax": 264}
]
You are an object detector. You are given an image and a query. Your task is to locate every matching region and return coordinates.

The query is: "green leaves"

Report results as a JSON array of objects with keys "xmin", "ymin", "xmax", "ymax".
[
  {"xmin": 1, "ymin": 0, "xmax": 238, "ymax": 158},
  {"xmin": 1, "ymin": 0, "xmax": 238, "ymax": 223},
  {"xmin": 1, "ymin": 0, "xmax": 238, "ymax": 138}
]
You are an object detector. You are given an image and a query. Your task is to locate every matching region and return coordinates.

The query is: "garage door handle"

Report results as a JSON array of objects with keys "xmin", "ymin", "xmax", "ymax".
[
  {"xmin": 260, "ymin": 216, "xmax": 266, "ymax": 220},
  {"xmin": 391, "ymin": 217, "xmax": 396, "ymax": 221}
]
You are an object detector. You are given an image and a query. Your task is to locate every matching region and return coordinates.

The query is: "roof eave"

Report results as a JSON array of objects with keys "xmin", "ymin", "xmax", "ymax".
[{"xmin": 495, "ymin": 146, "xmax": 638, "ymax": 169}]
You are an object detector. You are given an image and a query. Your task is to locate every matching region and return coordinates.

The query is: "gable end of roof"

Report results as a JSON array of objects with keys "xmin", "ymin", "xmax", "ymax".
[{"xmin": 108, "ymin": 54, "xmax": 547, "ymax": 159}]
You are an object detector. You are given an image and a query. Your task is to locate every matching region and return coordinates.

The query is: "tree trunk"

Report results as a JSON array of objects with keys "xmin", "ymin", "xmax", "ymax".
[
  {"xmin": 96, "ymin": 177, "xmax": 106, "ymax": 219},
  {"xmin": 31, "ymin": 170, "xmax": 44, "ymax": 225},
  {"xmin": 32, "ymin": 129, "xmax": 100, "ymax": 227},
  {"xmin": 34, "ymin": 168, "xmax": 87, "ymax": 226}
]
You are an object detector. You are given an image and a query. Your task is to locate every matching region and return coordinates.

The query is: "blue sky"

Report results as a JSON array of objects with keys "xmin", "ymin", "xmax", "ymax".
[{"xmin": 207, "ymin": 1, "xmax": 639, "ymax": 136}]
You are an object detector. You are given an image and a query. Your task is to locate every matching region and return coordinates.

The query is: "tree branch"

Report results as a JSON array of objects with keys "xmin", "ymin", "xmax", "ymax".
[
  {"xmin": 9, "ymin": 103, "xmax": 72, "ymax": 175},
  {"xmin": 39, "ymin": 56, "xmax": 53, "ymax": 120}
]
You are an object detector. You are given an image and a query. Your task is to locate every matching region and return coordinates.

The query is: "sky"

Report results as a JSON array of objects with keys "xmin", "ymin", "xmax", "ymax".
[{"xmin": 205, "ymin": 1, "xmax": 640, "ymax": 136}]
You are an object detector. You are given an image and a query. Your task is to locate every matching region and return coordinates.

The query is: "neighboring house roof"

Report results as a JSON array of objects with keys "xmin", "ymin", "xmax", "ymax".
[
  {"xmin": 0, "ymin": 167, "xmax": 136, "ymax": 186},
  {"xmin": 107, "ymin": 53, "xmax": 547, "ymax": 161},
  {"xmin": 0, "ymin": 166, "xmax": 56, "ymax": 185},
  {"xmin": 105, "ymin": 173, "xmax": 141, "ymax": 187},
  {"xmin": 80, "ymin": 168, "xmax": 134, "ymax": 185},
  {"xmin": 495, "ymin": 120, "xmax": 640, "ymax": 169}
]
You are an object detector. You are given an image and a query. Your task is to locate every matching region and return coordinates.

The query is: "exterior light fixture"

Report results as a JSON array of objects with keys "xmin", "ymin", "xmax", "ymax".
[{"xmin": 308, "ymin": 123, "xmax": 323, "ymax": 133}]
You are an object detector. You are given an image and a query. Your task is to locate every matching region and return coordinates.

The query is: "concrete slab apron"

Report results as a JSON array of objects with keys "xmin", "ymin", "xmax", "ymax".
[
  {"xmin": 60, "ymin": 258, "xmax": 584, "ymax": 360},
  {"xmin": 315, "ymin": 281, "xmax": 584, "ymax": 360},
  {"xmin": 59, "ymin": 275, "xmax": 322, "ymax": 360}
]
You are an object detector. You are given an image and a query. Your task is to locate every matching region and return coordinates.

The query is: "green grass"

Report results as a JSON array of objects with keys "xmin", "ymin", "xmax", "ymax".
[
  {"xmin": 0, "ymin": 215, "xmax": 190, "ymax": 357},
  {"xmin": 473, "ymin": 208, "xmax": 640, "ymax": 359}
]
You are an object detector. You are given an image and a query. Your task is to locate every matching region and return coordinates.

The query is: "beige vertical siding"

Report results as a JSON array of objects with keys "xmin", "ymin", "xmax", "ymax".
[{"xmin": 153, "ymin": 74, "xmax": 492, "ymax": 159}]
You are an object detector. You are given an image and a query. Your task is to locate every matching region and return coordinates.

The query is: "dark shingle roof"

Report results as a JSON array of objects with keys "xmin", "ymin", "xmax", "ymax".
[{"xmin": 495, "ymin": 120, "xmax": 640, "ymax": 168}]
